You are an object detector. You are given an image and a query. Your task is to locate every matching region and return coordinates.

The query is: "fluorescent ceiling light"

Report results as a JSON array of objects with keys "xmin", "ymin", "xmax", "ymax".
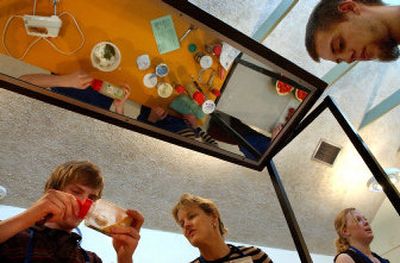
[{"xmin": 367, "ymin": 168, "xmax": 400, "ymax": 192}]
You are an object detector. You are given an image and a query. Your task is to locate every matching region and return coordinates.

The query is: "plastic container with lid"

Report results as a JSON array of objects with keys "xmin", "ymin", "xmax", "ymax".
[
  {"xmin": 185, "ymin": 82, "xmax": 205, "ymax": 105},
  {"xmin": 78, "ymin": 199, "xmax": 133, "ymax": 236},
  {"xmin": 157, "ymin": 82, "xmax": 173, "ymax": 98},
  {"xmin": 205, "ymin": 43, "xmax": 222, "ymax": 57},
  {"xmin": 202, "ymin": 100, "xmax": 215, "ymax": 114},
  {"xmin": 174, "ymin": 84, "xmax": 186, "ymax": 94},
  {"xmin": 136, "ymin": 54, "xmax": 151, "ymax": 70},
  {"xmin": 155, "ymin": 63, "xmax": 169, "ymax": 77},
  {"xmin": 194, "ymin": 52, "xmax": 213, "ymax": 69},
  {"xmin": 143, "ymin": 73, "xmax": 158, "ymax": 88},
  {"xmin": 91, "ymin": 79, "xmax": 126, "ymax": 100}
]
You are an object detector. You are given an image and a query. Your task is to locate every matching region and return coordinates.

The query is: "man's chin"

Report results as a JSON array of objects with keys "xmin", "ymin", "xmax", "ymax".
[
  {"xmin": 378, "ymin": 54, "xmax": 399, "ymax": 62},
  {"xmin": 377, "ymin": 41, "xmax": 400, "ymax": 61},
  {"xmin": 58, "ymin": 219, "xmax": 82, "ymax": 231}
]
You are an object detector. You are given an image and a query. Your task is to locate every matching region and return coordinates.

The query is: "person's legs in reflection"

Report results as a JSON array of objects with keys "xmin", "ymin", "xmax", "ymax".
[
  {"xmin": 207, "ymin": 112, "xmax": 274, "ymax": 160},
  {"xmin": 137, "ymin": 105, "xmax": 218, "ymax": 146}
]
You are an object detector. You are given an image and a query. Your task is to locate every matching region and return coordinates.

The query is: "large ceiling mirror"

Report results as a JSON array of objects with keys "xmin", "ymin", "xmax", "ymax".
[
  {"xmin": 267, "ymin": 97, "xmax": 400, "ymax": 263},
  {"xmin": 0, "ymin": 0, "xmax": 326, "ymax": 170}
]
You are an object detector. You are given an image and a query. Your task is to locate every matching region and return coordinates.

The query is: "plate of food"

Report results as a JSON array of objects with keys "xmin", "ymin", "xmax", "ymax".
[{"xmin": 91, "ymin": 41, "xmax": 121, "ymax": 72}]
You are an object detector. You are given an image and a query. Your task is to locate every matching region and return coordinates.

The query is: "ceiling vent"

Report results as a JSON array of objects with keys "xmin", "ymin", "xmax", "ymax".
[{"xmin": 312, "ymin": 139, "xmax": 342, "ymax": 166}]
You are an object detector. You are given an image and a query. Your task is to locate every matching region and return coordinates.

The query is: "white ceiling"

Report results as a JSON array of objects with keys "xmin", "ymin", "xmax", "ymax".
[{"xmin": 1, "ymin": 0, "xmax": 399, "ymax": 259}]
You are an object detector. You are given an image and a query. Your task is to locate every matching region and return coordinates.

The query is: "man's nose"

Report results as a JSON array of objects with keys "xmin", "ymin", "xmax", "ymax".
[
  {"xmin": 343, "ymin": 50, "xmax": 356, "ymax": 63},
  {"xmin": 183, "ymin": 220, "xmax": 192, "ymax": 229},
  {"xmin": 75, "ymin": 194, "xmax": 90, "ymax": 201}
]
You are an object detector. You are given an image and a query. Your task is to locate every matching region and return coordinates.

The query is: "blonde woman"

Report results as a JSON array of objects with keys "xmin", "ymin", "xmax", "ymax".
[
  {"xmin": 334, "ymin": 208, "xmax": 390, "ymax": 263},
  {"xmin": 172, "ymin": 193, "xmax": 273, "ymax": 263}
]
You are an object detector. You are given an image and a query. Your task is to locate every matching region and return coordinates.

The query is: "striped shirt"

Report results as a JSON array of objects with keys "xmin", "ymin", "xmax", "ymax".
[
  {"xmin": 191, "ymin": 244, "xmax": 273, "ymax": 263},
  {"xmin": 177, "ymin": 127, "xmax": 218, "ymax": 146}
]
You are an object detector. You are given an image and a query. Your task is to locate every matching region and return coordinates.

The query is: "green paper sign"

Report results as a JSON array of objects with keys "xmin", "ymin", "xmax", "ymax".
[{"xmin": 151, "ymin": 15, "xmax": 180, "ymax": 54}]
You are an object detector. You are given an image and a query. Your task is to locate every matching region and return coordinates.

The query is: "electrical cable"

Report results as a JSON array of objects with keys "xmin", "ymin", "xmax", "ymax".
[
  {"xmin": 33, "ymin": 0, "xmax": 37, "ymax": 15},
  {"xmin": 53, "ymin": 0, "xmax": 57, "ymax": 15},
  {"xmin": 43, "ymin": 11, "xmax": 85, "ymax": 56}
]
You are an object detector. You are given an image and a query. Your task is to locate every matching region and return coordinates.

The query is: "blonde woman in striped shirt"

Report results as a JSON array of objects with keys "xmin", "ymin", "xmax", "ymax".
[{"xmin": 172, "ymin": 193, "xmax": 273, "ymax": 263}]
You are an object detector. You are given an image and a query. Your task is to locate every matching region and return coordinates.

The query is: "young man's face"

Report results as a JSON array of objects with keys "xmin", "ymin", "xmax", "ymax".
[
  {"xmin": 314, "ymin": 8, "xmax": 399, "ymax": 63},
  {"xmin": 56, "ymin": 183, "xmax": 101, "ymax": 231}
]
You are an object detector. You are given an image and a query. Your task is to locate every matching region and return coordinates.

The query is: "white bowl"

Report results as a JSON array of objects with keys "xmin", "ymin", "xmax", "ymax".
[{"xmin": 91, "ymin": 41, "xmax": 121, "ymax": 72}]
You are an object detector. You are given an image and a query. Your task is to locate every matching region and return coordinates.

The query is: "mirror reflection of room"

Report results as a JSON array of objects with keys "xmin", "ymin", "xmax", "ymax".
[
  {"xmin": 1, "ymin": 0, "xmax": 400, "ymax": 263},
  {"xmin": 0, "ymin": 0, "xmax": 309, "ymax": 161},
  {"xmin": 272, "ymin": 106, "xmax": 399, "ymax": 263}
]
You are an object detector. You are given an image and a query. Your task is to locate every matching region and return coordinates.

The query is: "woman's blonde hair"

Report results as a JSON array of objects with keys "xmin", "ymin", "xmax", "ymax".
[
  {"xmin": 172, "ymin": 193, "xmax": 228, "ymax": 236},
  {"xmin": 44, "ymin": 160, "xmax": 104, "ymax": 198},
  {"xmin": 334, "ymin": 207, "xmax": 356, "ymax": 253}
]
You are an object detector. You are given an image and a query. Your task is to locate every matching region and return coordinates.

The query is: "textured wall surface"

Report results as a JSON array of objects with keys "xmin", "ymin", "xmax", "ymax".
[{"xmin": 1, "ymin": 0, "xmax": 400, "ymax": 258}]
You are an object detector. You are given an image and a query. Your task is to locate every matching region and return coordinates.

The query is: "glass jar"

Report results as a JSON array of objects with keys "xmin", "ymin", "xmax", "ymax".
[
  {"xmin": 78, "ymin": 199, "xmax": 132, "ymax": 236},
  {"xmin": 194, "ymin": 52, "xmax": 213, "ymax": 69},
  {"xmin": 91, "ymin": 79, "xmax": 126, "ymax": 100},
  {"xmin": 185, "ymin": 82, "xmax": 205, "ymax": 105}
]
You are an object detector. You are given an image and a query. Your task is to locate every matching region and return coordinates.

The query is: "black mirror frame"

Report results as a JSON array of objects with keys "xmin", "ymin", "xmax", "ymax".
[
  {"xmin": 161, "ymin": 0, "xmax": 327, "ymax": 170},
  {"xmin": 266, "ymin": 96, "xmax": 400, "ymax": 263},
  {"xmin": 0, "ymin": 0, "xmax": 327, "ymax": 171}
]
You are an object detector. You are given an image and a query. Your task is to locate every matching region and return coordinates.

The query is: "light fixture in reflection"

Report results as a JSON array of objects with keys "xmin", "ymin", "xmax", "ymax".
[{"xmin": 367, "ymin": 168, "xmax": 400, "ymax": 192}]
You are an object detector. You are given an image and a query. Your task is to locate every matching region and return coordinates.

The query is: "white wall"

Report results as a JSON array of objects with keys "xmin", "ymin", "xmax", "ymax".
[
  {"xmin": 371, "ymin": 198, "xmax": 400, "ymax": 262},
  {"xmin": 0, "ymin": 205, "xmax": 333, "ymax": 263}
]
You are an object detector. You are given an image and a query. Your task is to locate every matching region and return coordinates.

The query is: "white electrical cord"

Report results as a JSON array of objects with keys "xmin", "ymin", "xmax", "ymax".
[
  {"xmin": 34, "ymin": 0, "xmax": 60, "ymax": 15},
  {"xmin": 43, "ymin": 11, "xmax": 86, "ymax": 55},
  {"xmin": 33, "ymin": 0, "xmax": 37, "ymax": 15},
  {"xmin": 2, "ymin": 7, "xmax": 85, "ymax": 60}
]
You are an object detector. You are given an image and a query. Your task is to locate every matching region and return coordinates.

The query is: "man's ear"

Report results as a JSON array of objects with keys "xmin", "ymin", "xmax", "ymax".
[
  {"xmin": 338, "ymin": 0, "xmax": 361, "ymax": 15},
  {"xmin": 211, "ymin": 214, "xmax": 218, "ymax": 224}
]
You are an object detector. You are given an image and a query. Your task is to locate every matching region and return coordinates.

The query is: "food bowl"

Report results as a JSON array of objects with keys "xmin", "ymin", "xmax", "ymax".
[
  {"xmin": 155, "ymin": 63, "xmax": 169, "ymax": 77},
  {"xmin": 157, "ymin": 82, "xmax": 173, "ymax": 98},
  {"xmin": 91, "ymin": 41, "xmax": 121, "ymax": 72},
  {"xmin": 143, "ymin": 73, "xmax": 158, "ymax": 88}
]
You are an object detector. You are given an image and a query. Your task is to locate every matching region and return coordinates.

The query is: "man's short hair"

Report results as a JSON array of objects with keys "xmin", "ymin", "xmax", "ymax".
[
  {"xmin": 44, "ymin": 160, "xmax": 104, "ymax": 198},
  {"xmin": 305, "ymin": 0, "xmax": 384, "ymax": 62}
]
